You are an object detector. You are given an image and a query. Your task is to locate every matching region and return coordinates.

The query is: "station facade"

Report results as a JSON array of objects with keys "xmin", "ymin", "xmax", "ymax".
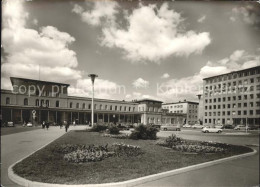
[{"xmin": 1, "ymin": 77, "xmax": 186, "ymax": 126}]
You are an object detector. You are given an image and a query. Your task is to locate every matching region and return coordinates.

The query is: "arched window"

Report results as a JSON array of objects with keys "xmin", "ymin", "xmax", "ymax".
[
  {"xmin": 35, "ymin": 99, "xmax": 39, "ymax": 106},
  {"xmin": 129, "ymin": 107, "xmax": 131, "ymax": 111},
  {"xmin": 76, "ymin": 103, "xmax": 79, "ymax": 108},
  {"xmin": 24, "ymin": 98, "xmax": 28, "ymax": 106},
  {"xmin": 105, "ymin": 105, "xmax": 107, "ymax": 110},
  {"xmin": 83, "ymin": 103, "xmax": 86, "ymax": 109},
  {"xmin": 110, "ymin": 105, "xmax": 112, "ymax": 110},
  {"xmin": 100, "ymin": 104, "xmax": 102, "ymax": 110},
  {"xmin": 115, "ymin": 106, "xmax": 117, "ymax": 111},
  {"xmin": 46, "ymin": 100, "xmax": 50, "ymax": 107},
  {"xmin": 88, "ymin": 104, "xmax": 91, "ymax": 109},
  {"xmin": 70, "ymin": 102, "xmax": 73, "ymax": 108},
  {"xmin": 56, "ymin": 100, "xmax": 59, "ymax": 107},
  {"xmin": 6, "ymin": 97, "xmax": 10, "ymax": 105},
  {"xmin": 41, "ymin": 99, "xmax": 45, "ymax": 106},
  {"xmin": 94, "ymin": 104, "xmax": 97, "ymax": 109},
  {"xmin": 120, "ymin": 106, "xmax": 122, "ymax": 111},
  {"xmin": 124, "ymin": 106, "xmax": 127, "ymax": 111}
]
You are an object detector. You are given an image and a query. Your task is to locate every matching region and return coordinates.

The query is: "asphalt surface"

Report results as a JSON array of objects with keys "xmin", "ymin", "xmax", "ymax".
[{"xmin": 1, "ymin": 127, "xmax": 259, "ymax": 187}]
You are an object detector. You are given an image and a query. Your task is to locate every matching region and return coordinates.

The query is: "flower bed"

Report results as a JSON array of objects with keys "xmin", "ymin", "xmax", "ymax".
[
  {"xmin": 112, "ymin": 143, "xmax": 142, "ymax": 157},
  {"xmin": 102, "ymin": 133, "xmax": 129, "ymax": 139}
]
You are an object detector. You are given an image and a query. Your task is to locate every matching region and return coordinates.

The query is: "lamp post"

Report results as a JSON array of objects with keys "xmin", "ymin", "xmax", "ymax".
[
  {"xmin": 196, "ymin": 94, "xmax": 202, "ymax": 125},
  {"xmin": 88, "ymin": 74, "xmax": 98, "ymax": 128}
]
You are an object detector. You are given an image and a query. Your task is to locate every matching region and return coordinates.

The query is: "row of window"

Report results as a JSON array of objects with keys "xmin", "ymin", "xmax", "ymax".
[
  {"xmin": 205, "ymin": 69, "xmax": 260, "ymax": 84},
  {"xmin": 205, "ymin": 102, "xmax": 260, "ymax": 110},
  {"xmin": 205, "ymin": 94, "xmax": 260, "ymax": 103},
  {"xmin": 205, "ymin": 110, "xmax": 260, "ymax": 116}
]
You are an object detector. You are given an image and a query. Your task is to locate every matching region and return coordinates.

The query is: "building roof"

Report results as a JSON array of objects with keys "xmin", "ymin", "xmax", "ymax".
[
  {"xmin": 162, "ymin": 101, "xmax": 199, "ymax": 105},
  {"xmin": 10, "ymin": 77, "xmax": 70, "ymax": 86},
  {"xmin": 203, "ymin": 65, "xmax": 260, "ymax": 80},
  {"xmin": 135, "ymin": 98, "xmax": 163, "ymax": 103}
]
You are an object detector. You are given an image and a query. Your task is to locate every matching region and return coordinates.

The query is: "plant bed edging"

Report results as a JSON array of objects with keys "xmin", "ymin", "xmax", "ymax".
[{"xmin": 8, "ymin": 146, "xmax": 257, "ymax": 187}]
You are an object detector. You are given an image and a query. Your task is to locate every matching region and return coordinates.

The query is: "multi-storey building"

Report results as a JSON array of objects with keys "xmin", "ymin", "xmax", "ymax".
[
  {"xmin": 162, "ymin": 101, "xmax": 199, "ymax": 125},
  {"xmin": 203, "ymin": 66, "xmax": 260, "ymax": 126},
  {"xmin": 1, "ymin": 77, "xmax": 186, "ymax": 126}
]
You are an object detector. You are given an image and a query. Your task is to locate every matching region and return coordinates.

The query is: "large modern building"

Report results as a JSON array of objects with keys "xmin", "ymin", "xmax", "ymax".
[
  {"xmin": 162, "ymin": 101, "xmax": 199, "ymax": 125},
  {"xmin": 203, "ymin": 66, "xmax": 260, "ymax": 126},
  {"xmin": 1, "ymin": 77, "xmax": 186, "ymax": 126}
]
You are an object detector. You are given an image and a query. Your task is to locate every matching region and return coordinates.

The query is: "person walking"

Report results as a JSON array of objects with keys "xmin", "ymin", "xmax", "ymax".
[
  {"xmin": 42, "ymin": 121, "xmax": 45, "ymax": 129},
  {"xmin": 65, "ymin": 121, "xmax": 69, "ymax": 132},
  {"xmin": 46, "ymin": 122, "xmax": 49, "ymax": 130}
]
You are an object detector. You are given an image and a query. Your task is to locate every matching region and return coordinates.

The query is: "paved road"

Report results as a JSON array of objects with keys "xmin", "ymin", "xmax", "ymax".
[
  {"xmin": 1, "ymin": 126, "xmax": 86, "ymax": 187},
  {"xmin": 135, "ymin": 130, "xmax": 259, "ymax": 187}
]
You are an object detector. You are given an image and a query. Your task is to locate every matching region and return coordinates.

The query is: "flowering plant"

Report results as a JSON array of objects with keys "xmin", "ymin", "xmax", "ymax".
[{"xmin": 112, "ymin": 143, "xmax": 142, "ymax": 157}]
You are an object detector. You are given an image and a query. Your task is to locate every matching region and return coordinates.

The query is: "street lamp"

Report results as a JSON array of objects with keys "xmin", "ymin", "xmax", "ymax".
[
  {"xmin": 196, "ymin": 94, "xmax": 202, "ymax": 124},
  {"xmin": 88, "ymin": 74, "xmax": 98, "ymax": 127}
]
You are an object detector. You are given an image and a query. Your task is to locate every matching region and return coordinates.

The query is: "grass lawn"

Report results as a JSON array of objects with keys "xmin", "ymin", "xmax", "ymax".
[{"xmin": 13, "ymin": 130, "xmax": 252, "ymax": 184}]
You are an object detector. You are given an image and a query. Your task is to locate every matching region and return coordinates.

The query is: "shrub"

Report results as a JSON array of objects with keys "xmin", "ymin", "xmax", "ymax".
[
  {"xmin": 109, "ymin": 126, "xmax": 120, "ymax": 134},
  {"xmin": 165, "ymin": 134, "xmax": 184, "ymax": 147},
  {"xmin": 91, "ymin": 124, "xmax": 108, "ymax": 132},
  {"xmin": 129, "ymin": 124, "xmax": 158, "ymax": 140},
  {"xmin": 112, "ymin": 143, "xmax": 142, "ymax": 157}
]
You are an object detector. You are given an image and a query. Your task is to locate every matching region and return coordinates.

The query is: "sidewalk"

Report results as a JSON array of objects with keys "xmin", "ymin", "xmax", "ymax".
[
  {"xmin": 1, "ymin": 125, "xmax": 86, "ymax": 187},
  {"xmin": 134, "ymin": 147, "xmax": 259, "ymax": 187}
]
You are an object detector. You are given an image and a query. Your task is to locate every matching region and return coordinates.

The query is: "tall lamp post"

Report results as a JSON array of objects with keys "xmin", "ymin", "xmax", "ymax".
[
  {"xmin": 88, "ymin": 74, "xmax": 98, "ymax": 127},
  {"xmin": 196, "ymin": 94, "xmax": 202, "ymax": 125}
]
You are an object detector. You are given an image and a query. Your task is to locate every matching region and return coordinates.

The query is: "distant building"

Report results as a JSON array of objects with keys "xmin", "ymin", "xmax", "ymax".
[
  {"xmin": 203, "ymin": 66, "xmax": 260, "ymax": 126},
  {"xmin": 1, "ymin": 77, "xmax": 185, "ymax": 126},
  {"xmin": 162, "ymin": 101, "xmax": 199, "ymax": 125}
]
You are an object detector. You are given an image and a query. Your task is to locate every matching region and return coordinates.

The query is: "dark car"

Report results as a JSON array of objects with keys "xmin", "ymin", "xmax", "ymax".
[
  {"xmin": 248, "ymin": 125, "xmax": 259, "ymax": 130},
  {"xmin": 224, "ymin": 124, "xmax": 234, "ymax": 129}
]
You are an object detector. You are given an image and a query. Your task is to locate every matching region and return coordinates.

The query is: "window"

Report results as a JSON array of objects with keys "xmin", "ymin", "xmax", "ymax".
[
  {"xmin": 129, "ymin": 107, "xmax": 131, "ymax": 111},
  {"xmin": 223, "ymin": 97, "xmax": 226, "ymax": 102},
  {"xmin": 110, "ymin": 105, "xmax": 113, "ymax": 110},
  {"xmin": 238, "ymin": 96, "xmax": 242, "ymax": 100},
  {"xmin": 6, "ymin": 97, "xmax": 10, "ymax": 104},
  {"xmin": 100, "ymin": 104, "xmax": 102, "ymax": 110},
  {"xmin": 238, "ymin": 103, "xmax": 241, "ymax": 108},
  {"xmin": 124, "ymin": 106, "xmax": 127, "ymax": 111},
  {"xmin": 257, "ymin": 85, "xmax": 260, "ymax": 90},
  {"xmin": 238, "ymin": 111, "xmax": 241, "ymax": 115},
  {"xmin": 41, "ymin": 99, "xmax": 44, "ymax": 106},
  {"xmin": 250, "ymin": 110, "xmax": 253, "ymax": 115},
  {"xmin": 105, "ymin": 105, "xmax": 107, "ymax": 110},
  {"xmin": 24, "ymin": 98, "xmax": 28, "ymax": 106},
  {"xmin": 249, "ymin": 102, "xmax": 253, "ymax": 107},
  {"xmin": 223, "ymin": 104, "xmax": 225, "ymax": 109},
  {"xmin": 222, "ymin": 111, "xmax": 225, "ymax": 116},
  {"xmin": 243, "ymin": 110, "xmax": 247, "ymax": 115},
  {"xmin": 94, "ymin": 104, "xmax": 97, "ymax": 109},
  {"xmin": 56, "ymin": 100, "xmax": 59, "ymax": 107},
  {"xmin": 227, "ymin": 104, "xmax": 231, "ymax": 109},
  {"xmin": 244, "ymin": 103, "xmax": 247, "ymax": 107},
  {"xmin": 205, "ymin": 112, "xmax": 207, "ymax": 116},
  {"xmin": 83, "ymin": 103, "xmax": 86, "ymax": 109},
  {"xmin": 46, "ymin": 100, "xmax": 50, "ymax": 107},
  {"xmin": 233, "ymin": 96, "xmax": 236, "ymax": 101},
  {"xmin": 76, "ymin": 103, "xmax": 79, "ymax": 108},
  {"xmin": 205, "ymin": 106, "xmax": 208, "ymax": 110},
  {"xmin": 250, "ymin": 86, "xmax": 254, "ymax": 91},
  {"xmin": 227, "ymin": 111, "xmax": 230, "ymax": 115},
  {"xmin": 250, "ymin": 78, "xmax": 254, "ymax": 83},
  {"xmin": 115, "ymin": 106, "xmax": 117, "ymax": 111},
  {"xmin": 244, "ymin": 95, "xmax": 247, "ymax": 100},
  {"xmin": 35, "ymin": 99, "xmax": 39, "ymax": 106},
  {"xmin": 250, "ymin": 94, "xmax": 254, "ymax": 99},
  {"xmin": 228, "ymin": 97, "xmax": 231, "ymax": 101},
  {"xmin": 88, "ymin": 104, "xmax": 91, "ymax": 109}
]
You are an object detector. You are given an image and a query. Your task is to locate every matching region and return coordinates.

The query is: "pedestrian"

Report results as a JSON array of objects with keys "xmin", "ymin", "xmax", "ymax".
[
  {"xmin": 73, "ymin": 120, "xmax": 76, "ymax": 126},
  {"xmin": 46, "ymin": 122, "xmax": 49, "ymax": 130},
  {"xmin": 42, "ymin": 121, "xmax": 45, "ymax": 129},
  {"xmin": 65, "ymin": 121, "xmax": 69, "ymax": 132},
  {"xmin": 60, "ymin": 121, "xmax": 64, "ymax": 129}
]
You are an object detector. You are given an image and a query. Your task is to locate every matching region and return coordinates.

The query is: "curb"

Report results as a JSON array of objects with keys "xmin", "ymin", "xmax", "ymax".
[{"xmin": 8, "ymin": 147, "xmax": 257, "ymax": 187}]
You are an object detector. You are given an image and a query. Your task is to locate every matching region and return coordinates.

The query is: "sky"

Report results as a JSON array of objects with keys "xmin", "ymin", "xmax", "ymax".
[{"xmin": 1, "ymin": 0, "xmax": 260, "ymax": 103}]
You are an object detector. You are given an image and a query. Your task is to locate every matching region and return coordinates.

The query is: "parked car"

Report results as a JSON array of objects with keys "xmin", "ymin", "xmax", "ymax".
[
  {"xmin": 234, "ymin": 125, "xmax": 249, "ymax": 130},
  {"xmin": 183, "ymin": 124, "xmax": 192, "ymax": 128},
  {"xmin": 248, "ymin": 125, "xmax": 259, "ymax": 130},
  {"xmin": 149, "ymin": 124, "xmax": 161, "ymax": 129},
  {"xmin": 202, "ymin": 127, "xmax": 222, "ymax": 133},
  {"xmin": 192, "ymin": 124, "xmax": 204, "ymax": 129},
  {"xmin": 215, "ymin": 124, "xmax": 224, "ymax": 129},
  {"xmin": 27, "ymin": 122, "xmax": 33, "ymax": 127},
  {"xmin": 7, "ymin": 121, "xmax": 14, "ymax": 127},
  {"xmin": 223, "ymin": 124, "xmax": 234, "ymax": 129},
  {"xmin": 161, "ymin": 124, "xmax": 181, "ymax": 131}
]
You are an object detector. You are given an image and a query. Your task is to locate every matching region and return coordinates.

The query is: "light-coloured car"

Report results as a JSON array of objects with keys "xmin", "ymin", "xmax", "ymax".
[
  {"xmin": 192, "ymin": 124, "xmax": 204, "ymax": 129},
  {"xmin": 202, "ymin": 127, "xmax": 222, "ymax": 133},
  {"xmin": 161, "ymin": 124, "xmax": 181, "ymax": 131},
  {"xmin": 7, "ymin": 121, "xmax": 14, "ymax": 127},
  {"xmin": 27, "ymin": 122, "xmax": 33, "ymax": 127},
  {"xmin": 215, "ymin": 124, "xmax": 224, "ymax": 129},
  {"xmin": 234, "ymin": 125, "xmax": 249, "ymax": 130},
  {"xmin": 183, "ymin": 124, "xmax": 192, "ymax": 128}
]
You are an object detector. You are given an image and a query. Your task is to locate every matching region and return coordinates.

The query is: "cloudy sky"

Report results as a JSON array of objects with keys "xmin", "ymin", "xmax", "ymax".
[{"xmin": 1, "ymin": 0, "xmax": 260, "ymax": 102}]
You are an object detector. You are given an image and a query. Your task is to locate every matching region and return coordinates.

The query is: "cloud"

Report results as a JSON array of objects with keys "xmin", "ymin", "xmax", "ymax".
[
  {"xmin": 197, "ymin": 15, "xmax": 206, "ymax": 23},
  {"xmin": 68, "ymin": 78, "xmax": 125, "ymax": 99},
  {"xmin": 132, "ymin": 78, "xmax": 149, "ymax": 89},
  {"xmin": 72, "ymin": 1, "xmax": 119, "ymax": 26},
  {"xmin": 158, "ymin": 50, "xmax": 260, "ymax": 102},
  {"xmin": 161, "ymin": 73, "xmax": 170, "ymax": 79},
  {"xmin": 231, "ymin": 5, "xmax": 260, "ymax": 25},
  {"xmin": 101, "ymin": 3, "xmax": 211, "ymax": 62},
  {"xmin": 1, "ymin": 0, "xmax": 81, "ymax": 88}
]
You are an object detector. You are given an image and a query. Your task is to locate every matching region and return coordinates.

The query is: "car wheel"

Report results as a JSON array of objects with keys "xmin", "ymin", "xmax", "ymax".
[
  {"xmin": 164, "ymin": 128, "xmax": 167, "ymax": 131},
  {"xmin": 217, "ymin": 130, "xmax": 221, "ymax": 133},
  {"xmin": 205, "ymin": 130, "xmax": 209, "ymax": 133}
]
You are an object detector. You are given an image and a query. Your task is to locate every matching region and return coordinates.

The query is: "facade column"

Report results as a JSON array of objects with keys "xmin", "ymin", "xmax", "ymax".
[
  {"xmin": 21, "ymin": 109, "xmax": 23, "ymax": 123},
  {"xmin": 55, "ymin": 111, "xmax": 57, "ymax": 123},
  {"xmin": 11, "ymin": 109, "xmax": 13, "ymax": 122},
  {"xmin": 103, "ymin": 113, "xmax": 105, "ymax": 123},
  {"xmin": 108, "ymin": 114, "xmax": 110, "ymax": 123},
  {"xmin": 47, "ymin": 111, "xmax": 49, "ymax": 122},
  {"xmin": 78, "ymin": 112, "xmax": 79, "ymax": 124},
  {"xmin": 70, "ymin": 112, "xmax": 72, "ymax": 123}
]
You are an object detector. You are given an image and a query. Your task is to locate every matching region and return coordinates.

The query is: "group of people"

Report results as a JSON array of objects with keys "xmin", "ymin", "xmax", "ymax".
[{"xmin": 41, "ymin": 121, "xmax": 49, "ymax": 130}]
